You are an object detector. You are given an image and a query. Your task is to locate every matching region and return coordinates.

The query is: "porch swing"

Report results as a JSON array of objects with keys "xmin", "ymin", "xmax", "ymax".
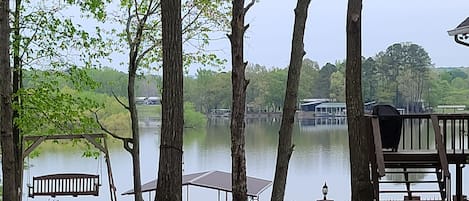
[
  {"xmin": 23, "ymin": 134, "xmax": 117, "ymax": 201},
  {"xmin": 27, "ymin": 173, "xmax": 100, "ymax": 197}
]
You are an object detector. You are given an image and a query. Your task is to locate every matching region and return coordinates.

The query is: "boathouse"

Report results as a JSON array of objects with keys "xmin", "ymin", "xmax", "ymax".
[
  {"xmin": 315, "ymin": 102, "xmax": 346, "ymax": 117},
  {"xmin": 300, "ymin": 98, "xmax": 331, "ymax": 111}
]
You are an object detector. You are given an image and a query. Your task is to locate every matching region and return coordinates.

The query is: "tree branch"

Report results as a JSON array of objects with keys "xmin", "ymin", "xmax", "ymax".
[
  {"xmin": 136, "ymin": 42, "xmax": 160, "ymax": 65},
  {"xmin": 226, "ymin": 33, "xmax": 233, "ymax": 43},
  {"xmin": 243, "ymin": 24, "xmax": 250, "ymax": 34},
  {"xmin": 133, "ymin": 0, "xmax": 141, "ymax": 22},
  {"xmin": 92, "ymin": 111, "xmax": 124, "ymax": 140},
  {"xmin": 126, "ymin": 11, "xmax": 134, "ymax": 47},
  {"xmin": 149, "ymin": 1, "xmax": 160, "ymax": 15},
  {"xmin": 112, "ymin": 91, "xmax": 130, "ymax": 110},
  {"xmin": 244, "ymin": 0, "xmax": 256, "ymax": 14},
  {"xmin": 145, "ymin": 0, "xmax": 155, "ymax": 17},
  {"xmin": 181, "ymin": 1, "xmax": 196, "ymax": 23},
  {"xmin": 92, "ymin": 110, "xmax": 134, "ymax": 153},
  {"xmin": 182, "ymin": 6, "xmax": 205, "ymax": 35},
  {"xmin": 124, "ymin": 140, "xmax": 133, "ymax": 153}
]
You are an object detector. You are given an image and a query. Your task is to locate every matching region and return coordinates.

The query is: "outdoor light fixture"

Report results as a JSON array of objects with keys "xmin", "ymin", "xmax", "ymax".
[
  {"xmin": 322, "ymin": 182, "xmax": 328, "ymax": 200},
  {"xmin": 448, "ymin": 17, "xmax": 469, "ymax": 47}
]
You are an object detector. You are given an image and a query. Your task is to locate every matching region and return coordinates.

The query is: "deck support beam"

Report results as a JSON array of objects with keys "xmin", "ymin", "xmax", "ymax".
[{"xmin": 456, "ymin": 163, "xmax": 463, "ymax": 201}]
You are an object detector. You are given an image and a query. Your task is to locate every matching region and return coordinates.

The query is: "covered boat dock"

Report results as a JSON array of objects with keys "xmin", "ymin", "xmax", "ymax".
[{"xmin": 122, "ymin": 170, "xmax": 272, "ymax": 201}]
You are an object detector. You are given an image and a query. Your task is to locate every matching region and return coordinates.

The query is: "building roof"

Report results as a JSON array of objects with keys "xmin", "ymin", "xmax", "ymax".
[
  {"xmin": 437, "ymin": 105, "xmax": 466, "ymax": 109},
  {"xmin": 448, "ymin": 17, "xmax": 469, "ymax": 36},
  {"xmin": 316, "ymin": 102, "xmax": 346, "ymax": 108},
  {"xmin": 301, "ymin": 101, "xmax": 326, "ymax": 106},
  {"xmin": 122, "ymin": 170, "xmax": 272, "ymax": 198}
]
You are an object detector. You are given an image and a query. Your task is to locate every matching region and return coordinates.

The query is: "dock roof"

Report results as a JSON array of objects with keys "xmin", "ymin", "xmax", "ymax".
[{"xmin": 122, "ymin": 170, "xmax": 272, "ymax": 198}]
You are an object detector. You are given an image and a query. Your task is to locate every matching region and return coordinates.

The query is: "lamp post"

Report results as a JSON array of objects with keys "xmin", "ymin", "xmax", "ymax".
[{"xmin": 322, "ymin": 182, "xmax": 328, "ymax": 200}]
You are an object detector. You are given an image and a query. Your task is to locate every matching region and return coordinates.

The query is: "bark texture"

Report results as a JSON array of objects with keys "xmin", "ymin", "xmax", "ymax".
[
  {"xmin": 156, "ymin": 0, "xmax": 183, "ymax": 201},
  {"xmin": 13, "ymin": 1, "xmax": 24, "ymax": 200},
  {"xmin": 345, "ymin": 0, "xmax": 373, "ymax": 200},
  {"xmin": 270, "ymin": 0, "xmax": 311, "ymax": 201},
  {"xmin": 127, "ymin": 15, "xmax": 143, "ymax": 201},
  {"xmin": 227, "ymin": 0, "xmax": 254, "ymax": 200},
  {"xmin": 128, "ymin": 62, "xmax": 143, "ymax": 201},
  {"xmin": 0, "ymin": 0, "xmax": 19, "ymax": 200}
]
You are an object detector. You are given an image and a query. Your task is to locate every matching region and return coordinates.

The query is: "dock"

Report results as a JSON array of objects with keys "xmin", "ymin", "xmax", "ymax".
[{"xmin": 367, "ymin": 114, "xmax": 469, "ymax": 201}]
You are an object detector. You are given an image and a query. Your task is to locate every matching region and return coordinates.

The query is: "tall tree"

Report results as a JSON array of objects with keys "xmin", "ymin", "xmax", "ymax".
[
  {"xmin": 10, "ymin": 1, "xmax": 112, "ymax": 198},
  {"xmin": 156, "ymin": 0, "xmax": 183, "ymax": 200},
  {"xmin": 264, "ymin": 69, "xmax": 287, "ymax": 111},
  {"xmin": 345, "ymin": 0, "xmax": 373, "ymax": 201},
  {"xmin": 12, "ymin": 1, "xmax": 23, "ymax": 197},
  {"xmin": 313, "ymin": 63, "xmax": 337, "ymax": 98},
  {"xmin": 92, "ymin": 2, "xmax": 229, "ymax": 199},
  {"xmin": 270, "ymin": 0, "xmax": 311, "ymax": 201},
  {"xmin": 0, "ymin": 0, "xmax": 19, "ymax": 200},
  {"xmin": 123, "ymin": 2, "xmax": 160, "ymax": 200},
  {"xmin": 298, "ymin": 58, "xmax": 319, "ymax": 99},
  {"xmin": 228, "ymin": 0, "xmax": 254, "ymax": 200},
  {"xmin": 362, "ymin": 57, "xmax": 378, "ymax": 102},
  {"xmin": 373, "ymin": 43, "xmax": 432, "ymax": 108},
  {"xmin": 329, "ymin": 71, "xmax": 345, "ymax": 102}
]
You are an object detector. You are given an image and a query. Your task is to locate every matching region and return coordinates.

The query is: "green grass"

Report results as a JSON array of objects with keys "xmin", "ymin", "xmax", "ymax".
[{"xmin": 136, "ymin": 105, "xmax": 161, "ymax": 117}]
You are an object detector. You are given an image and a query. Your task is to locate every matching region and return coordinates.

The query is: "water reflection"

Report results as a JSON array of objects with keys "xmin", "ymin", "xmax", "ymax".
[
  {"xmin": 21, "ymin": 118, "xmax": 467, "ymax": 201},
  {"xmin": 184, "ymin": 118, "xmax": 351, "ymax": 201},
  {"xmin": 22, "ymin": 118, "xmax": 349, "ymax": 201}
]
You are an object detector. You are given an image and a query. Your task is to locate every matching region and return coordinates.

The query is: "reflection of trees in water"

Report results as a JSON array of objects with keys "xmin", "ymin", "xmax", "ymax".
[
  {"xmin": 399, "ymin": 118, "xmax": 469, "ymax": 151},
  {"xmin": 195, "ymin": 120, "xmax": 350, "ymax": 172},
  {"xmin": 138, "ymin": 116, "xmax": 161, "ymax": 127},
  {"xmin": 381, "ymin": 168, "xmax": 443, "ymax": 199},
  {"xmin": 382, "ymin": 168, "xmax": 430, "ymax": 182},
  {"xmin": 400, "ymin": 119, "xmax": 435, "ymax": 150},
  {"xmin": 298, "ymin": 117, "xmax": 347, "ymax": 132},
  {"xmin": 299, "ymin": 117, "xmax": 347, "ymax": 126},
  {"xmin": 207, "ymin": 117, "xmax": 281, "ymax": 125}
]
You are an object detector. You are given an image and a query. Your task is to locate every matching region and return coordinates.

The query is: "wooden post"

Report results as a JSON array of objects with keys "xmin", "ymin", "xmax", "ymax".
[
  {"xmin": 456, "ymin": 163, "xmax": 463, "ymax": 201},
  {"xmin": 404, "ymin": 195, "xmax": 420, "ymax": 200}
]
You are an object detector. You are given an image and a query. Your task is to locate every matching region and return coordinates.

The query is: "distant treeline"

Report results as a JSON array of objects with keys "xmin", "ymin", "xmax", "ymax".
[
  {"xmin": 25, "ymin": 42, "xmax": 469, "ymax": 114},
  {"xmin": 188, "ymin": 42, "xmax": 469, "ymax": 113},
  {"xmin": 22, "ymin": 67, "xmax": 161, "ymax": 98}
]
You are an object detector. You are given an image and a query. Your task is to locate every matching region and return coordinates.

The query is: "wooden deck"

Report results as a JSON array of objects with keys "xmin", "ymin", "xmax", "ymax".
[{"xmin": 367, "ymin": 114, "xmax": 469, "ymax": 201}]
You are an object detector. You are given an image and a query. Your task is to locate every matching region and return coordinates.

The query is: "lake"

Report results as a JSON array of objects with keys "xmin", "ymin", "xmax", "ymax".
[{"xmin": 21, "ymin": 117, "xmax": 467, "ymax": 201}]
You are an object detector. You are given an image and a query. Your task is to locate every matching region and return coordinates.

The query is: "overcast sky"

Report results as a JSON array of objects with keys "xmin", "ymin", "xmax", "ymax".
[{"xmin": 200, "ymin": 0, "xmax": 469, "ymax": 73}]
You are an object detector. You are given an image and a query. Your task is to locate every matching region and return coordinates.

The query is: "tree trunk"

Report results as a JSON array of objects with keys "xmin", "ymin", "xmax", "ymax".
[
  {"xmin": 0, "ymin": 0, "xmax": 19, "ymax": 200},
  {"xmin": 13, "ymin": 0, "xmax": 24, "ymax": 200},
  {"xmin": 270, "ymin": 1, "xmax": 310, "ymax": 201},
  {"xmin": 228, "ymin": 1, "xmax": 254, "ymax": 200},
  {"xmin": 126, "ymin": 8, "xmax": 144, "ymax": 200},
  {"xmin": 156, "ymin": 0, "xmax": 183, "ymax": 201},
  {"xmin": 345, "ymin": 0, "xmax": 373, "ymax": 201},
  {"xmin": 128, "ymin": 60, "xmax": 143, "ymax": 201}
]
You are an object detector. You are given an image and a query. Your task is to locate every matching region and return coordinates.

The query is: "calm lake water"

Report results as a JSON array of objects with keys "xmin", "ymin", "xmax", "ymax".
[{"xmin": 21, "ymin": 117, "xmax": 467, "ymax": 201}]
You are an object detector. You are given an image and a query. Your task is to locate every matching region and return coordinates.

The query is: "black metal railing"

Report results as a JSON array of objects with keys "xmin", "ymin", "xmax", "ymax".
[{"xmin": 399, "ymin": 114, "xmax": 469, "ymax": 154}]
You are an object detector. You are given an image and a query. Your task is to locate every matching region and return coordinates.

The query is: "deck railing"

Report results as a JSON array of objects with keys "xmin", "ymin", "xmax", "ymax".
[
  {"xmin": 398, "ymin": 114, "xmax": 469, "ymax": 154},
  {"xmin": 370, "ymin": 116, "xmax": 386, "ymax": 177},
  {"xmin": 368, "ymin": 113, "xmax": 456, "ymax": 201},
  {"xmin": 430, "ymin": 115, "xmax": 451, "ymax": 201}
]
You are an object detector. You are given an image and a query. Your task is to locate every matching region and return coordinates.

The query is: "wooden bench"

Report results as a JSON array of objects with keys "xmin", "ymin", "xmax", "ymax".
[{"xmin": 28, "ymin": 173, "xmax": 99, "ymax": 198}]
